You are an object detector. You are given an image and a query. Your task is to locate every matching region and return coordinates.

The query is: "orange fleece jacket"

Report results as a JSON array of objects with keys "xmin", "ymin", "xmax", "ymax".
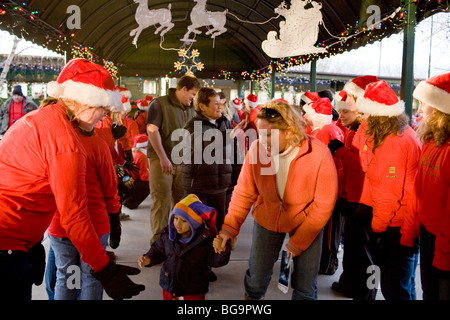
[{"xmin": 220, "ymin": 136, "xmax": 338, "ymax": 255}]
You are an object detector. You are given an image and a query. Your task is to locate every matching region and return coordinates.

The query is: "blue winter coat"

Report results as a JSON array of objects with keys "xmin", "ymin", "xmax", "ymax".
[{"xmin": 143, "ymin": 225, "xmax": 231, "ymax": 297}]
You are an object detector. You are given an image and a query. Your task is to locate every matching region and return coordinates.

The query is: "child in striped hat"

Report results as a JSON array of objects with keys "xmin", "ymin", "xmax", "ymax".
[{"xmin": 138, "ymin": 194, "xmax": 231, "ymax": 300}]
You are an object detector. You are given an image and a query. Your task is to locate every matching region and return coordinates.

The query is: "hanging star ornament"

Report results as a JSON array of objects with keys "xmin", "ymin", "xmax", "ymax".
[{"xmin": 174, "ymin": 49, "xmax": 204, "ymax": 76}]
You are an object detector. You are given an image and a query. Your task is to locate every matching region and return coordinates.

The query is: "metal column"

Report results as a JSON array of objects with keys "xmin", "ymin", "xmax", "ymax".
[
  {"xmin": 310, "ymin": 59, "xmax": 317, "ymax": 92},
  {"xmin": 400, "ymin": 0, "xmax": 417, "ymax": 120}
]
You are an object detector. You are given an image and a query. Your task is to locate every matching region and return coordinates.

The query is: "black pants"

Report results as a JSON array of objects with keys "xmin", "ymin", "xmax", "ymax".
[
  {"xmin": 343, "ymin": 202, "xmax": 378, "ymax": 300},
  {"xmin": 122, "ymin": 179, "xmax": 150, "ymax": 209},
  {"xmin": 0, "ymin": 250, "xmax": 33, "ymax": 300},
  {"xmin": 320, "ymin": 197, "xmax": 345, "ymax": 275}
]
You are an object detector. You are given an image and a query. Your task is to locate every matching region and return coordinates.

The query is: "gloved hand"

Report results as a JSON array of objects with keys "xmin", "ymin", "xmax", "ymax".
[
  {"xmin": 328, "ymin": 139, "xmax": 344, "ymax": 155},
  {"xmin": 111, "ymin": 124, "xmax": 127, "ymax": 140},
  {"xmin": 124, "ymin": 161, "xmax": 140, "ymax": 175},
  {"xmin": 124, "ymin": 149, "xmax": 134, "ymax": 163},
  {"xmin": 91, "ymin": 258, "xmax": 145, "ymax": 300},
  {"xmin": 109, "ymin": 212, "xmax": 122, "ymax": 249},
  {"xmin": 28, "ymin": 241, "xmax": 46, "ymax": 286}
]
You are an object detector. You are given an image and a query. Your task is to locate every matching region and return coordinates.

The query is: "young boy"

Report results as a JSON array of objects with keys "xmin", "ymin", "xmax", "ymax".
[{"xmin": 138, "ymin": 194, "xmax": 231, "ymax": 300}]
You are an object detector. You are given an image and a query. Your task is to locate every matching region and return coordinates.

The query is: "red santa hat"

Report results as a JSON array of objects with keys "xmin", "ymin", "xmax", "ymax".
[
  {"xmin": 137, "ymin": 98, "xmax": 150, "ymax": 111},
  {"xmin": 335, "ymin": 90, "xmax": 351, "ymax": 111},
  {"xmin": 356, "ymin": 80, "xmax": 405, "ymax": 117},
  {"xmin": 229, "ymin": 97, "xmax": 243, "ymax": 110},
  {"xmin": 413, "ymin": 72, "xmax": 450, "ymax": 115},
  {"xmin": 116, "ymin": 86, "xmax": 132, "ymax": 112},
  {"xmin": 245, "ymin": 93, "xmax": 258, "ymax": 108},
  {"xmin": 344, "ymin": 75, "xmax": 380, "ymax": 100},
  {"xmin": 133, "ymin": 134, "xmax": 148, "ymax": 149},
  {"xmin": 300, "ymin": 91, "xmax": 320, "ymax": 105},
  {"xmin": 46, "ymin": 58, "xmax": 123, "ymax": 112},
  {"xmin": 304, "ymin": 97, "xmax": 333, "ymax": 124}
]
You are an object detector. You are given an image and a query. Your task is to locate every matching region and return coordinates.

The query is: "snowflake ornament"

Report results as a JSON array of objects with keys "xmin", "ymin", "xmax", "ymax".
[{"xmin": 174, "ymin": 49, "xmax": 204, "ymax": 76}]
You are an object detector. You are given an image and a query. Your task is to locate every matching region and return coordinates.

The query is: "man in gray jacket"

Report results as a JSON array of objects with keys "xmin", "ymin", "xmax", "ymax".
[{"xmin": 0, "ymin": 85, "xmax": 37, "ymax": 137}]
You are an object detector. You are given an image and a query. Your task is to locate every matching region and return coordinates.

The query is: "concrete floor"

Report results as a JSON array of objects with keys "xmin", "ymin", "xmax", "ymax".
[{"xmin": 31, "ymin": 195, "xmax": 422, "ymax": 301}]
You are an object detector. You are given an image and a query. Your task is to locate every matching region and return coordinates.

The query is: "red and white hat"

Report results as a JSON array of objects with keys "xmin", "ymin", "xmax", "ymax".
[
  {"xmin": 245, "ymin": 93, "xmax": 258, "ymax": 108},
  {"xmin": 133, "ymin": 134, "xmax": 148, "ymax": 149},
  {"xmin": 356, "ymin": 80, "xmax": 405, "ymax": 117},
  {"xmin": 413, "ymin": 72, "xmax": 450, "ymax": 115},
  {"xmin": 116, "ymin": 86, "xmax": 132, "ymax": 112},
  {"xmin": 137, "ymin": 99, "xmax": 149, "ymax": 111},
  {"xmin": 229, "ymin": 97, "xmax": 243, "ymax": 110},
  {"xmin": 344, "ymin": 75, "xmax": 380, "ymax": 100},
  {"xmin": 300, "ymin": 91, "xmax": 320, "ymax": 105},
  {"xmin": 335, "ymin": 90, "xmax": 351, "ymax": 111},
  {"xmin": 304, "ymin": 97, "xmax": 333, "ymax": 124},
  {"xmin": 47, "ymin": 58, "xmax": 122, "ymax": 112}
]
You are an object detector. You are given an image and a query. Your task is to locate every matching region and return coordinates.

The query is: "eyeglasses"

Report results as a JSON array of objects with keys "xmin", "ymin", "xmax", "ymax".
[{"xmin": 261, "ymin": 107, "xmax": 282, "ymax": 119}]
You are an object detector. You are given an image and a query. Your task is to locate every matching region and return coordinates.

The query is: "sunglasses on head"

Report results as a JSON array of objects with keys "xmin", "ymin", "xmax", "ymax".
[{"xmin": 261, "ymin": 107, "xmax": 282, "ymax": 119}]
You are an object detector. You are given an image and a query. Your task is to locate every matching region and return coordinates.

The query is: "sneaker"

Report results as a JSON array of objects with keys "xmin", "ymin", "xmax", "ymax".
[{"xmin": 120, "ymin": 213, "xmax": 130, "ymax": 221}]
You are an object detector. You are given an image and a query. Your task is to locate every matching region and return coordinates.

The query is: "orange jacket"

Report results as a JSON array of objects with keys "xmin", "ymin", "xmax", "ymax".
[
  {"xmin": 360, "ymin": 126, "xmax": 420, "ymax": 233},
  {"xmin": 0, "ymin": 102, "xmax": 109, "ymax": 272},
  {"xmin": 220, "ymin": 136, "xmax": 338, "ymax": 255},
  {"xmin": 401, "ymin": 139, "xmax": 450, "ymax": 271}
]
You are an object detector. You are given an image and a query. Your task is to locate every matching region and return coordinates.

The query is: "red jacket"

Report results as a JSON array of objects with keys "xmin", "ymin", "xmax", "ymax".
[
  {"xmin": 0, "ymin": 102, "xmax": 109, "ymax": 272},
  {"xmin": 220, "ymin": 136, "xmax": 338, "ymax": 255},
  {"xmin": 335, "ymin": 119, "xmax": 372, "ymax": 205},
  {"xmin": 48, "ymin": 131, "xmax": 121, "ymax": 238},
  {"xmin": 132, "ymin": 150, "xmax": 149, "ymax": 181},
  {"xmin": 360, "ymin": 126, "xmax": 420, "ymax": 233},
  {"xmin": 95, "ymin": 115, "xmax": 125, "ymax": 165},
  {"xmin": 311, "ymin": 124, "xmax": 345, "ymax": 197},
  {"xmin": 401, "ymin": 139, "xmax": 450, "ymax": 271}
]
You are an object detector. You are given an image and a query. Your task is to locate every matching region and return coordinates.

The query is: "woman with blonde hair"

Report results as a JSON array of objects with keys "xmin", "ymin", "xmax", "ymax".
[
  {"xmin": 401, "ymin": 72, "xmax": 450, "ymax": 300},
  {"xmin": 215, "ymin": 99, "xmax": 338, "ymax": 300}
]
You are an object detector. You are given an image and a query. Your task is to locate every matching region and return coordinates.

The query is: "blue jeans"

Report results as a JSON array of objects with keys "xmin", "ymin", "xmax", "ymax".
[
  {"xmin": 244, "ymin": 221, "xmax": 323, "ymax": 300},
  {"xmin": 49, "ymin": 233, "xmax": 109, "ymax": 300}
]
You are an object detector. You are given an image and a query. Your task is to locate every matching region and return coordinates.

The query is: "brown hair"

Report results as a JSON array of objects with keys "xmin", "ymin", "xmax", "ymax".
[
  {"xmin": 193, "ymin": 87, "xmax": 218, "ymax": 112},
  {"xmin": 257, "ymin": 100, "xmax": 307, "ymax": 147},
  {"xmin": 365, "ymin": 113, "xmax": 409, "ymax": 153},
  {"xmin": 176, "ymin": 75, "xmax": 201, "ymax": 91},
  {"xmin": 416, "ymin": 108, "xmax": 450, "ymax": 147}
]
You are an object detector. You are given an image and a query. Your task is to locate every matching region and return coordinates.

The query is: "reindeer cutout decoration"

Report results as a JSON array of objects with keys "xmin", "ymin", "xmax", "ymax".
[
  {"xmin": 130, "ymin": 0, "xmax": 175, "ymax": 47},
  {"xmin": 181, "ymin": 0, "xmax": 228, "ymax": 44}
]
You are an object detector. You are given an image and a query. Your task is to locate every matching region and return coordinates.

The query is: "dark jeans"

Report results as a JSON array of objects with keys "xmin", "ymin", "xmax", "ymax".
[
  {"xmin": 420, "ymin": 225, "xmax": 450, "ymax": 300},
  {"xmin": 0, "ymin": 250, "xmax": 33, "ymax": 300},
  {"xmin": 378, "ymin": 226, "xmax": 418, "ymax": 300}
]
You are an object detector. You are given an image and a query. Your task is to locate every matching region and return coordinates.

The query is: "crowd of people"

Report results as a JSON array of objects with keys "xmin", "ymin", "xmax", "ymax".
[{"xmin": 0, "ymin": 58, "xmax": 448, "ymax": 301}]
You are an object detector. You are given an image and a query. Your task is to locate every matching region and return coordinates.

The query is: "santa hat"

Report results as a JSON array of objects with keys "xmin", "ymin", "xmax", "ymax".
[
  {"xmin": 168, "ymin": 194, "xmax": 217, "ymax": 243},
  {"xmin": 115, "ymin": 86, "xmax": 132, "ymax": 112},
  {"xmin": 47, "ymin": 58, "xmax": 123, "ymax": 112},
  {"xmin": 303, "ymin": 97, "xmax": 333, "ymax": 124},
  {"xmin": 413, "ymin": 72, "xmax": 450, "ymax": 115},
  {"xmin": 133, "ymin": 134, "xmax": 148, "ymax": 149},
  {"xmin": 137, "ymin": 98, "xmax": 150, "ymax": 111},
  {"xmin": 356, "ymin": 80, "xmax": 405, "ymax": 117},
  {"xmin": 245, "ymin": 93, "xmax": 258, "ymax": 108},
  {"xmin": 344, "ymin": 75, "xmax": 380, "ymax": 100},
  {"xmin": 300, "ymin": 91, "xmax": 320, "ymax": 105},
  {"xmin": 335, "ymin": 90, "xmax": 351, "ymax": 111},
  {"xmin": 229, "ymin": 97, "xmax": 243, "ymax": 110}
]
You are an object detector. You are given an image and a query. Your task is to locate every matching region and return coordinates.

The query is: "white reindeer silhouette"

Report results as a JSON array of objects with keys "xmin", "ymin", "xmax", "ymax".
[
  {"xmin": 181, "ymin": 0, "xmax": 227, "ymax": 42},
  {"xmin": 130, "ymin": 0, "xmax": 175, "ymax": 47}
]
